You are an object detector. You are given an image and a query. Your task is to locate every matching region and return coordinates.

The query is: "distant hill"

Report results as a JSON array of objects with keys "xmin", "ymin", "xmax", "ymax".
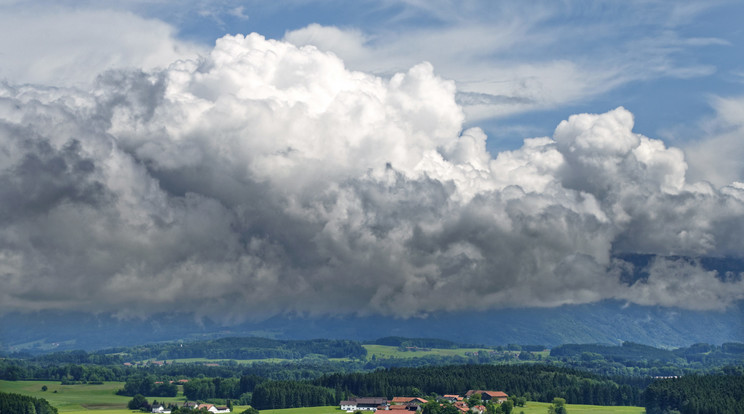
[
  {"xmin": 2, "ymin": 253, "xmax": 743, "ymax": 354},
  {"xmin": 365, "ymin": 336, "xmax": 463, "ymax": 348},
  {"xmin": 2, "ymin": 299, "xmax": 742, "ymax": 354}
]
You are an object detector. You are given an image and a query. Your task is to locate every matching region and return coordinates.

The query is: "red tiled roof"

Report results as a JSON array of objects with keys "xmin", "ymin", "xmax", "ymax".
[
  {"xmin": 481, "ymin": 391, "xmax": 508, "ymax": 399},
  {"xmin": 466, "ymin": 390, "xmax": 508, "ymax": 399}
]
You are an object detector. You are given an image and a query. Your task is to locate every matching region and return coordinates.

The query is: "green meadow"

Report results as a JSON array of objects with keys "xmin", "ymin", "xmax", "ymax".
[
  {"xmin": 362, "ymin": 345, "xmax": 497, "ymax": 360},
  {"xmin": 126, "ymin": 345, "xmax": 543, "ymax": 365},
  {"xmin": 0, "ymin": 381, "xmax": 646, "ymax": 413},
  {"xmin": 0, "ymin": 380, "xmax": 184, "ymax": 412},
  {"xmin": 516, "ymin": 401, "xmax": 645, "ymax": 413}
]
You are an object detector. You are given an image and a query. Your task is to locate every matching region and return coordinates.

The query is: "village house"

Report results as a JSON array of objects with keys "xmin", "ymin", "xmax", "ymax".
[
  {"xmin": 197, "ymin": 403, "xmax": 231, "ymax": 413},
  {"xmin": 391, "ymin": 397, "xmax": 427, "ymax": 405},
  {"xmin": 465, "ymin": 390, "xmax": 508, "ymax": 404},
  {"xmin": 340, "ymin": 397, "xmax": 389, "ymax": 412},
  {"xmin": 471, "ymin": 405, "xmax": 486, "ymax": 414},
  {"xmin": 453, "ymin": 402, "xmax": 469, "ymax": 413},
  {"xmin": 151, "ymin": 405, "xmax": 171, "ymax": 414}
]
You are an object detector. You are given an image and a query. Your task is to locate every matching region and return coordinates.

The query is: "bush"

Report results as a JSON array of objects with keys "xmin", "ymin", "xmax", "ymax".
[{"xmin": 128, "ymin": 394, "xmax": 149, "ymax": 410}]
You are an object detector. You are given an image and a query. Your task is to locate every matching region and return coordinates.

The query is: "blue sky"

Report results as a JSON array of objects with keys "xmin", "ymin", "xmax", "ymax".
[
  {"xmin": 133, "ymin": 0, "xmax": 744, "ymax": 152},
  {"xmin": 3, "ymin": 0, "xmax": 743, "ymax": 154},
  {"xmin": 1, "ymin": 1, "xmax": 744, "ymax": 320}
]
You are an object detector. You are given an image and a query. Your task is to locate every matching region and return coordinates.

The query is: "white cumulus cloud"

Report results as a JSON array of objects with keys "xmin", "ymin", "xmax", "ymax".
[{"xmin": 0, "ymin": 33, "xmax": 743, "ymax": 321}]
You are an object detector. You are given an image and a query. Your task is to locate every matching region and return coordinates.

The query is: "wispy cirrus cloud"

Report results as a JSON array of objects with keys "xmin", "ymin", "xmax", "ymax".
[{"xmin": 283, "ymin": 1, "xmax": 732, "ymax": 121}]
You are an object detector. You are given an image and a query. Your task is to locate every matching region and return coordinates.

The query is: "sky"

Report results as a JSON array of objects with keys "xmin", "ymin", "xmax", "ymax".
[{"xmin": 0, "ymin": 0, "xmax": 743, "ymax": 323}]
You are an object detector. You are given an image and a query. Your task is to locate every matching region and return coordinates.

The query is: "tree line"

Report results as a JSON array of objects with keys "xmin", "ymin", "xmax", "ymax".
[
  {"xmin": 643, "ymin": 373, "xmax": 744, "ymax": 414},
  {"xmin": 105, "ymin": 364, "xmax": 645, "ymax": 408},
  {"xmin": 119, "ymin": 337, "xmax": 367, "ymax": 361},
  {"xmin": 0, "ymin": 391, "xmax": 58, "ymax": 414},
  {"xmin": 117, "ymin": 375, "xmax": 178, "ymax": 397},
  {"xmin": 314, "ymin": 364, "xmax": 643, "ymax": 406}
]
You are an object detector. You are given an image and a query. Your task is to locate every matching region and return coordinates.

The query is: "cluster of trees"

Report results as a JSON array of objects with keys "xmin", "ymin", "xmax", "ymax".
[
  {"xmin": 367, "ymin": 337, "xmax": 462, "ymax": 349},
  {"xmin": 0, "ymin": 357, "xmax": 366, "ymax": 383},
  {"xmin": 420, "ymin": 396, "xmax": 525, "ymax": 414},
  {"xmin": 123, "ymin": 337, "xmax": 367, "ymax": 360},
  {"xmin": 643, "ymin": 373, "xmax": 744, "ymax": 414},
  {"xmin": 4, "ymin": 338, "xmax": 743, "ymax": 386},
  {"xmin": 118, "ymin": 375, "xmax": 178, "ymax": 397},
  {"xmin": 0, "ymin": 360, "xmax": 132, "ymax": 382},
  {"xmin": 184, "ymin": 377, "xmax": 245, "ymax": 401},
  {"xmin": 547, "ymin": 397, "xmax": 567, "ymax": 414},
  {"xmin": 127, "ymin": 395, "xmax": 240, "ymax": 414},
  {"xmin": 251, "ymin": 380, "xmax": 339, "ymax": 409},
  {"xmin": 315, "ymin": 364, "xmax": 642, "ymax": 406},
  {"xmin": 125, "ymin": 364, "xmax": 636, "ymax": 410},
  {"xmin": 551, "ymin": 342, "xmax": 680, "ymax": 362},
  {"xmin": 551, "ymin": 342, "xmax": 744, "ymax": 365},
  {"xmin": 0, "ymin": 391, "xmax": 58, "ymax": 414}
]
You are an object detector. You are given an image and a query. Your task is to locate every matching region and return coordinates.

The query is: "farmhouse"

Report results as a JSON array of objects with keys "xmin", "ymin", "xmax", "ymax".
[
  {"xmin": 151, "ymin": 405, "xmax": 171, "ymax": 414},
  {"xmin": 341, "ymin": 397, "xmax": 389, "ymax": 411},
  {"xmin": 453, "ymin": 402, "xmax": 469, "ymax": 413},
  {"xmin": 391, "ymin": 397, "xmax": 427, "ymax": 405},
  {"xmin": 465, "ymin": 390, "xmax": 508, "ymax": 403},
  {"xmin": 196, "ymin": 403, "xmax": 231, "ymax": 413}
]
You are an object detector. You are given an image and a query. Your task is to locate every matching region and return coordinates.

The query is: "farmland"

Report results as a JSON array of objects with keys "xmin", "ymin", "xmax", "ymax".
[
  {"xmin": 362, "ymin": 345, "xmax": 508, "ymax": 360},
  {"xmin": 0, "ymin": 383, "xmax": 647, "ymax": 414},
  {"xmin": 0, "ymin": 380, "xmax": 181, "ymax": 411}
]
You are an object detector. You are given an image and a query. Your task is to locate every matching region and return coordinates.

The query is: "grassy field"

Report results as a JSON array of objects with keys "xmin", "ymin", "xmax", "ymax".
[
  {"xmin": 516, "ymin": 401, "xmax": 645, "ymax": 414},
  {"xmin": 56, "ymin": 405, "xmax": 645, "ymax": 414},
  {"xmin": 362, "ymin": 345, "xmax": 496, "ymax": 360},
  {"xmin": 0, "ymin": 381, "xmax": 646, "ymax": 414},
  {"xmin": 253, "ymin": 405, "xmax": 644, "ymax": 414},
  {"xmin": 0, "ymin": 380, "xmax": 185, "ymax": 411},
  {"xmin": 128, "ymin": 345, "xmax": 545, "ymax": 365}
]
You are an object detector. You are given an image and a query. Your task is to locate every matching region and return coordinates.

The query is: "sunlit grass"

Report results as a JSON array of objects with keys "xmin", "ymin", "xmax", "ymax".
[{"xmin": 0, "ymin": 380, "xmax": 185, "ymax": 411}]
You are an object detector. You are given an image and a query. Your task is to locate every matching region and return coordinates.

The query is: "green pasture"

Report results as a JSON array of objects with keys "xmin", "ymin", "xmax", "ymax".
[
  {"xmin": 261, "ymin": 407, "xmax": 345, "ymax": 414},
  {"xmin": 362, "ymin": 345, "xmax": 495, "ymax": 360},
  {"xmin": 0, "ymin": 382, "xmax": 646, "ymax": 414},
  {"xmin": 516, "ymin": 401, "xmax": 645, "ymax": 414},
  {"xmin": 262, "ymin": 405, "xmax": 644, "ymax": 414},
  {"xmin": 0, "ymin": 380, "xmax": 185, "ymax": 412},
  {"xmin": 135, "ymin": 356, "xmax": 351, "ymax": 365},
  {"xmin": 57, "ymin": 405, "xmax": 645, "ymax": 414}
]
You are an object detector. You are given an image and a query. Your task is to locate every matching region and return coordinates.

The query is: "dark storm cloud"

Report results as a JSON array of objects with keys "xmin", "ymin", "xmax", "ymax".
[{"xmin": 0, "ymin": 34, "xmax": 743, "ymax": 322}]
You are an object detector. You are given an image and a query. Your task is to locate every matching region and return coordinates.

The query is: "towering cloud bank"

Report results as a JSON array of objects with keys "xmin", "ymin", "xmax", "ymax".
[{"xmin": 1, "ymin": 34, "xmax": 742, "ymax": 321}]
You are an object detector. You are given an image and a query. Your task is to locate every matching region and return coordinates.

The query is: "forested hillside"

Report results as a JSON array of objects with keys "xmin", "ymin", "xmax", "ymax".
[
  {"xmin": 644, "ymin": 372, "xmax": 744, "ymax": 414},
  {"xmin": 313, "ymin": 364, "xmax": 643, "ymax": 407},
  {"xmin": 118, "ymin": 337, "xmax": 367, "ymax": 360}
]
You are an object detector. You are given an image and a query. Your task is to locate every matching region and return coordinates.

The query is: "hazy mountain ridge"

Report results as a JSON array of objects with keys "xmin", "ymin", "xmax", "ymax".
[
  {"xmin": 3, "ymin": 254, "xmax": 742, "ymax": 354},
  {"xmin": 2, "ymin": 300, "xmax": 742, "ymax": 354}
]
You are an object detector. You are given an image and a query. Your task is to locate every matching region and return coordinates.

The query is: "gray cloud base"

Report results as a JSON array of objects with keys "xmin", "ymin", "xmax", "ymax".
[{"xmin": 1, "ymin": 34, "xmax": 743, "ymax": 322}]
